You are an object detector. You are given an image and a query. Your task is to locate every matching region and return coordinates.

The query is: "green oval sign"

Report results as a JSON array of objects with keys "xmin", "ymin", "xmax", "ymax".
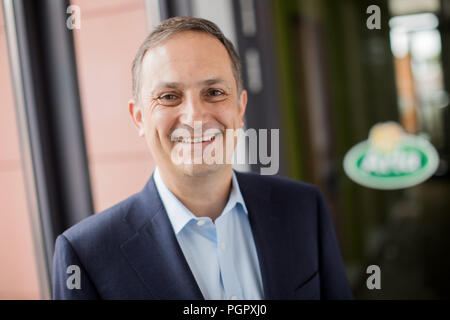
[{"xmin": 343, "ymin": 122, "xmax": 439, "ymax": 190}]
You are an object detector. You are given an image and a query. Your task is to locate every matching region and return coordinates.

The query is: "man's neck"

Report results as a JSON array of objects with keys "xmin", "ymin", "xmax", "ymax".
[{"xmin": 157, "ymin": 165, "xmax": 233, "ymax": 222}]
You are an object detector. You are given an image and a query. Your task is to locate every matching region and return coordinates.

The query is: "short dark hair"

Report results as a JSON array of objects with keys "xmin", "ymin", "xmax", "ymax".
[{"xmin": 131, "ymin": 16, "xmax": 243, "ymax": 103}]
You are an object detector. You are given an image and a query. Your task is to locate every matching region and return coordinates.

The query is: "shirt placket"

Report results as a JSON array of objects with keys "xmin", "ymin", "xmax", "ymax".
[{"xmin": 215, "ymin": 212, "xmax": 243, "ymax": 300}]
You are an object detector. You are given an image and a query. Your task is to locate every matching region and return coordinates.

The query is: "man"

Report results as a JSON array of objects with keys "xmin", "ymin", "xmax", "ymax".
[{"xmin": 53, "ymin": 16, "xmax": 352, "ymax": 300}]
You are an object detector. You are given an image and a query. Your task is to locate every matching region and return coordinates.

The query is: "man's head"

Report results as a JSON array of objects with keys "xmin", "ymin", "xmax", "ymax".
[
  {"xmin": 131, "ymin": 16, "xmax": 244, "ymax": 102},
  {"xmin": 129, "ymin": 16, "xmax": 247, "ymax": 177}
]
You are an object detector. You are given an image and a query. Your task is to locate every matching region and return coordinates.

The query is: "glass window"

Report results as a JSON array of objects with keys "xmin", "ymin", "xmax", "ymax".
[
  {"xmin": 0, "ymin": 4, "xmax": 40, "ymax": 299},
  {"xmin": 72, "ymin": 0, "xmax": 155, "ymax": 212}
]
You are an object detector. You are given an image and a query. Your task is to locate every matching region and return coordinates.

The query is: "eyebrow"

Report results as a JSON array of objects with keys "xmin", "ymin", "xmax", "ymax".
[
  {"xmin": 199, "ymin": 78, "xmax": 230, "ymax": 89},
  {"xmin": 151, "ymin": 78, "xmax": 231, "ymax": 94}
]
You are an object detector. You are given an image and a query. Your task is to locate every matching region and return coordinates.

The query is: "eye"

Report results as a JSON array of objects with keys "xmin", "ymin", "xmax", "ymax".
[
  {"xmin": 157, "ymin": 93, "xmax": 181, "ymax": 106},
  {"xmin": 206, "ymin": 89, "xmax": 225, "ymax": 98},
  {"xmin": 160, "ymin": 94, "xmax": 178, "ymax": 100}
]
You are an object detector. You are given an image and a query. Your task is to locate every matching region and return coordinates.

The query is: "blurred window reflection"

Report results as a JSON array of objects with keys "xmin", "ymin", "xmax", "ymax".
[
  {"xmin": 0, "ymin": 4, "xmax": 40, "ymax": 299},
  {"xmin": 390, "ymin": 13, "xmax": 448, "ymax": 149}
]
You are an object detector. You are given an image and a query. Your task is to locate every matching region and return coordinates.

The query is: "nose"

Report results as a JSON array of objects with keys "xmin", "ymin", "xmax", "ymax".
[{"xmin": 179, "ymin": 92, "xmax": 208, "ymax": 128}]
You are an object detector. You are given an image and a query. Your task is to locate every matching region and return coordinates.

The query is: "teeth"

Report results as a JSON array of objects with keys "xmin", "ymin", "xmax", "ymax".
[{"xmin": 172, "ymin": 135, "xmax": 217, "ymax": 143}]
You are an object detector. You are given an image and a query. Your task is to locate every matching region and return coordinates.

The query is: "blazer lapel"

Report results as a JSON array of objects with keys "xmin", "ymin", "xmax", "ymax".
[
  {"xmin": 235, "ymin": 171, "xmax": 296, "ymax": 299},
  {"xmin": 120, "ymin": 175, "xmax": 204, "ymax": 300}
]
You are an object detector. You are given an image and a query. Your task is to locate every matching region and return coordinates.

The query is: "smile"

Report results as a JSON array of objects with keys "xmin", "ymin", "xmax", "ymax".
[{"xmin": 170, "ymin": 133, "xmax": 220, "ymax": 144}]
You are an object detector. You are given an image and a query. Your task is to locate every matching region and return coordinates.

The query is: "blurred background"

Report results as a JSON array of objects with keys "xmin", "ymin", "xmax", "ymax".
[{"xmin": 1, "ymin": 0, "xmax": 449, "ymax": 299}]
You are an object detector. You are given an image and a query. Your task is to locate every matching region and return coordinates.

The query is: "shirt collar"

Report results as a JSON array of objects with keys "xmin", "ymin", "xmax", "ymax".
[{"xmin": 153, "ymin": 166, "xmax": 248, "ymax": 235}]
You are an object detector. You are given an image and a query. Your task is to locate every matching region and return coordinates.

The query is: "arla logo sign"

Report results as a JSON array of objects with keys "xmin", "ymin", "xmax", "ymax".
[{"xmin": 343, "ymin": 122, "xmax": 439, "ymax": 190}]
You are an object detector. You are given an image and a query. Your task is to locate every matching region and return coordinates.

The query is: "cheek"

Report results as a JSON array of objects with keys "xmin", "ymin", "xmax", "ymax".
[
  {"xmin": 146, "ymin": 108, "xmax": 177, "ymax": 142},
  {"xmin": 217, "ymin": 107, "xmax": 241, "ymax": 129}
]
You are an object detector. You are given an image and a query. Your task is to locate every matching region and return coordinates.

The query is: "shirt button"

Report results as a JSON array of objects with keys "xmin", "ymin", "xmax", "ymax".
[
  {"xmin": 220, "ymin": 242, "xmax": 226, "ymax": 250},
  {"xmin": 230, "ymin": 296, "xmax": 238, "ymax": 300},
  {"xmin": 196, "ymin": 220, "xmax": 205, "ymax": 227}
]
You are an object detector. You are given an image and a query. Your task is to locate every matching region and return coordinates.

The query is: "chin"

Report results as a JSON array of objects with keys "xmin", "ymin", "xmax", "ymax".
[{"xmin": 179, "ymin": 163, "xmax": 224, "ymax": 177}]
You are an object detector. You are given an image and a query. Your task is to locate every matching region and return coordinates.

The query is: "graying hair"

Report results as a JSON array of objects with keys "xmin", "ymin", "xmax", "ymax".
[{"xmin": 131, "ymin": 16, "xmax": 243, "ymax": 103}]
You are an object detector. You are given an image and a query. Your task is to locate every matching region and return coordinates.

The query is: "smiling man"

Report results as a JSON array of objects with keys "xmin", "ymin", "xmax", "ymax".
[{"xmin": 52, "ymin": 16, "xmax": 352, "ymax": 300}]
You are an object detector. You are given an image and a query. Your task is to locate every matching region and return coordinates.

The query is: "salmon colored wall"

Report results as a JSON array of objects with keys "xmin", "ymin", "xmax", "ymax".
[
  {"xmin": 0, "ymin": 0, "xmax": 154, "ymax": 299},
  {"xmin": 72, "ymin": 0, "xmax": 155, "ymax": 212},
  {"xmin": 0, "ymin": 5, "xmax": 40, "ymax": 299}
]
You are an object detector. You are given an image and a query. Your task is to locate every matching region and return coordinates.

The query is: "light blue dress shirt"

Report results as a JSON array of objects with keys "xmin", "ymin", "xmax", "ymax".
[{"xmin": 153, "ymin": 167, "xmax": 264, "ymax": 300}]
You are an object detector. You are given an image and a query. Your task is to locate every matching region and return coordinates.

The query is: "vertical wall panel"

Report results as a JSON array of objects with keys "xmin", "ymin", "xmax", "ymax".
[{"xmin": 72, "ymin": 0, "xmax": 155, "ymax": 212}]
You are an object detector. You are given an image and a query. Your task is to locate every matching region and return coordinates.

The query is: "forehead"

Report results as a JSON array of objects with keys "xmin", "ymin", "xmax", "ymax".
[{"xmin": 140, "ymin": 31, "xmax": 235, "ymax": 89}]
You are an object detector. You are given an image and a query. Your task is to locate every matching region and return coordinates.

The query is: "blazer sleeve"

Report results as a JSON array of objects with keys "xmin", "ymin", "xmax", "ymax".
[
  {"xmin": 52, "ymin": 234, "xmax": 100, "ymax": 300},
  {"xmin": 316, "ymin": 188, "xmax": 353, "ymax": 299}
]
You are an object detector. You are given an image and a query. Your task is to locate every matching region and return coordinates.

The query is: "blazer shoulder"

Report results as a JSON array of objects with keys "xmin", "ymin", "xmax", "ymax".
[
  {"xmin": 235, "ymin": 170, "xmax": 321, "ymax": 199},
  {"xmin": 61, "ymin": 192, "xmax": 141, "ymax": 248}
]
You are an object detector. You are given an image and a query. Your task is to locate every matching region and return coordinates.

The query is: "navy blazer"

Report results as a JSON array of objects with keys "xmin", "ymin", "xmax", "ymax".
[{"xmin": 53, "ymin": 171, "xmax": 353, "ymax": 299}]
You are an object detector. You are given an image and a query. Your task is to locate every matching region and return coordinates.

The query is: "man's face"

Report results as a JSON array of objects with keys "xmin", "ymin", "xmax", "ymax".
[{"xmin": 130, "ymin": 31, "xmax": 247, "ymax": 177}]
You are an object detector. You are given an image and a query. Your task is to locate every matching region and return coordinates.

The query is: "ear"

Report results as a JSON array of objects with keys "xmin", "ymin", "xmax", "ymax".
[
  {"xmin": 128, "ymin": 99, "xmax": 145, "ymax": 137},
  {"xmin": 238, "ymin": 89, "xmax": 248, "ymax": 128}
]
